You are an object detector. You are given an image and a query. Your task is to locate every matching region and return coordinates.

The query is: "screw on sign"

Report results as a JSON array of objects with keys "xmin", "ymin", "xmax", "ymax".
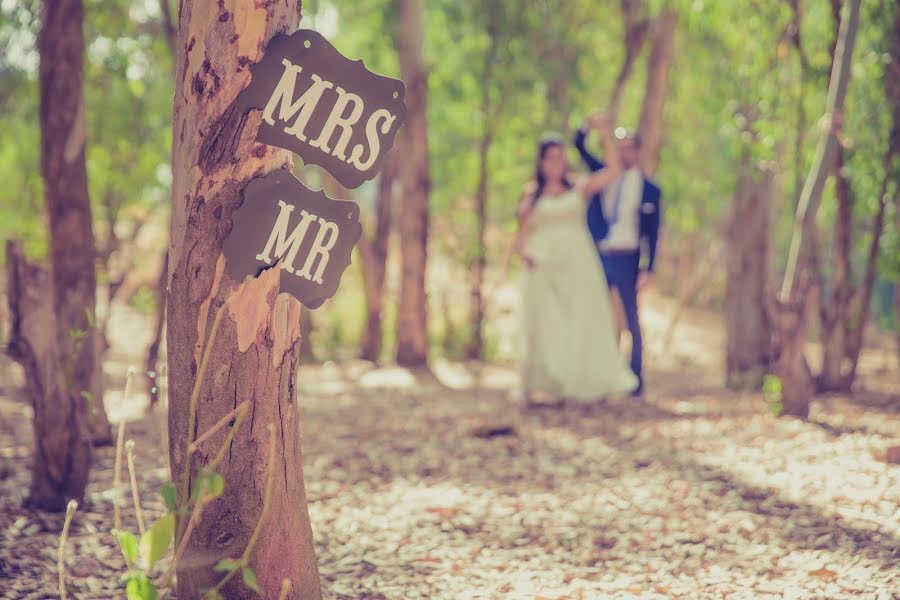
[
  {"xmin": 237, "ymin": 29, "xmax": 407, "ymax": 190},
  {"xmin": 223, "ymin": 170, "xmax": 363, "ymax": 309}
]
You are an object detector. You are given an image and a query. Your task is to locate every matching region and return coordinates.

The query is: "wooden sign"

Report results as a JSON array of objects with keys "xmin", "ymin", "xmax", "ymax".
[
  {"xmin": 237, "ymin": 29, "xmax": 407, "ymax": 190},
  {"xmin": 223, "ymin": 170, "xmax": 362, "ymax": 309}
]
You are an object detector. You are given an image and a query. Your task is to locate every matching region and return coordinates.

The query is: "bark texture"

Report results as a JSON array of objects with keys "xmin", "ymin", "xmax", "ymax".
[
  {"xmin": 357, "ymin": 154, "xmax": 396, "ymax": 362},
  {"xmin": 393, "ymin": 0, "xmax": 431, "ymax": 366},
  {"xmin": 5, "ymin": 0, "xmax": 104, "ymax": 512},
  {"xmin": 637, "ymin": 8, "xmax": 676, "ymax": 177},
  {"xmin": 40, "ymin": 0, "xmax": 111, "ymax": 446},
  {"xmin": 6, "ymin": 242, "xmax": 92, "ymax": 511},
  {"xmin": 769, "ymin": 0, "xmax": 861, "ymax": 418},
  {"xmin": 167, "ymin": 2, "xmax": 320, "ymax": 598},
  {"xmin": 725, "ymin": 161, "xmax": 774, "ymax": 389},
  {"xmin": 608, "ymin": 0, "xmax": 651, "ymax": 122}
]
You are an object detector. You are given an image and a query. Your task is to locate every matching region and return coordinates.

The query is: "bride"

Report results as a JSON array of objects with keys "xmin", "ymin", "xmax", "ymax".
[{"xmin": 516, "ymin": 113, "xmax": 638, "ymax": 403}]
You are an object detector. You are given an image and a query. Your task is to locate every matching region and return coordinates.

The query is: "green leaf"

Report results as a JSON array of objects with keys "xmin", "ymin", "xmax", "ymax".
[
  {"xmin": 206, "ymin": 472, "xmax": 225, "ymax": 500},
  {"xmin": 80, "ymin": 390, "xmax": 93, "ymax": 402},
  {"xmin": 160, "ymin": 482, "xmax": 177, "ymax": 512},
  {"xmin": 202, "ymin": 589, "xmax": 224, "ymax": 600},
  {"xmin": 125, "ymin": 573, "xmax": 158, "ymax": 600},
  {"xmin": 193, "ymin": 471, "xmax": 225, "ymax": 501},
  {"xmin": 139, "ymin": 513, "xmax": 174, "ymax": 569},
  {"xmin": 213, "ymin": 558, "xmax": 240, "ymax": 573},
  {"xmin": 116, "ymin": 530, "xmax": 139, "ymax": 567},
  {"xmin": 242, "ymin": 567, "xmax": 260, "ymax": 593}
]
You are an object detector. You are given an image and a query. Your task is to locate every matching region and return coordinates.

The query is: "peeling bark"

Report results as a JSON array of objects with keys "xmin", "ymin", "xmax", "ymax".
[{"xmin": 167, "ymin": 1, "xmax": 320, "ymax": 598}]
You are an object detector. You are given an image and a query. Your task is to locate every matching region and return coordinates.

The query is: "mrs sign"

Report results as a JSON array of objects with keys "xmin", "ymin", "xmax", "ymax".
[{"xmin": 238, "ymin": 29, "xmax": 407, "ymax": 190}]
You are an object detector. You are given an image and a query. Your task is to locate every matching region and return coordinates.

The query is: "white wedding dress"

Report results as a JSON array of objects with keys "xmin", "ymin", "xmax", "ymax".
[{"xmin": 520, "ymin": 188, "xmax": 638, "ymax": 400}]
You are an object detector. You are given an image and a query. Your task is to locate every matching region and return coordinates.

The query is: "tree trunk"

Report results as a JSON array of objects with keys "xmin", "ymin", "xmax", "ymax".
[
  {"xmin": 38, "ymin": 0, "xmax": 112, "ymax": 447},
  {"xmin": 466, "ymin": 14, "xmax": 502, "ymax": 361},
  {"xmin": 6, "ymin": 242, "xmax": 92, "ymax": 511},
  {"xmin": 146, "ymin": 252, "xmax": 167, "ymax": 405},
  {"xmin": 466, "ymin": 128, "xmax": 492, "ymax": 360},
  {"xmin": 768, "ymin": 281, "xmax": 817, "ymax": 418},
  {"xmin": 637, "ymin": 8, "xmax": 676, "ymax": 177},
  {"xmin": 167, "ymin": 2, "xmax": 320, "ymax": 598},
  {"xmin": 7, "ymin": 0, "xmax": 107, "ymax": 478},
  {"xmin": 895, "ymin": 284, "xmax": 900, "ymax": 373},
  {"xmin": 725, "ymin": 159, "xmax": 774, "ymax": 389},
  {"xmin": 818, "ymin": 147, "xmax": 854, "ymax": 391},
  {"xmin": 840, "ymin": 0, "xmax": 900, "ymax": 387},
  {"xmin": 772, "ymin": 0, "xmax": 861, "ymax": 418},
  {"xmin": 608, "ymin": 0, "xmax": 650, "ymax": 122},
  {"xmin": 393, "ymin": 0, "xmax": 431, "ymax": 366},
  {"xmin": 358, "ymin": 153, "xmax": 395, "ymax": 362},
  {"xmin": 781, "ymin": 0, "xmax": 861, "ymax": 301}
]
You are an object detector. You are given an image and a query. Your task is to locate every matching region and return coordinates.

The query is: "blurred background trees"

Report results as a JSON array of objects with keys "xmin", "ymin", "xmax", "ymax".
[{"xmin": 1, "ymin": 0, "xmax": 897, "ymax": 447}]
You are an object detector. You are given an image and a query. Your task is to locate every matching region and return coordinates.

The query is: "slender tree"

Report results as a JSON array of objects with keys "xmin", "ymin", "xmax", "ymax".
[
  {"xmin": 608, "ymin": 0, "xmax": 651, "ymax": 122},
  {"xmin": 358, "ymin": 154, "xmax": 396, "ymax": 362},
  {"xmin": 466, "ymin": 1, "xmax": 505, "ymax": 360},
  {"xmin": 772, "ymin": 0, "xmax": 862, "ymax": 417},
  {"xmin": 4, "ymin": 0, "xmax": 99, "ymax": 511},
  {"xmin": 637, "ymin": 7, "xmax": 676, "ymax": 177},
  {"xmin": 725, "ymin": 149, "xmax": 776, "ymax": 389},
  {"xmin": 166, "ymin": 1, "xmax": 320, "ymax": 597},
  {"xmin": 393, "ymin": 0, "xmax": 431, "ymax": 366}
]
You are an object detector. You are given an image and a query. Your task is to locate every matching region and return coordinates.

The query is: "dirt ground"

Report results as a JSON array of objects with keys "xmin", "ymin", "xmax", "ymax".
[{"xmin": 0, "ymin": 292, "xmax": 898, "ymax": 599}]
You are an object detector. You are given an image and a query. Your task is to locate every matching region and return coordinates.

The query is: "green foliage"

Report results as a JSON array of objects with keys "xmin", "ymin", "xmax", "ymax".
[
  {"xmin": 213, "ymin": 558, "xmax": 241, "ymax": 573},
  {"xmin": 125, "ymin": 573, "xmax": 158, "ymax": 600},
  {"xmin": 762, "ymin": 374, "xmax": 784, "ymax": 417},
  {"xmin": 192, "ymin": 470, "xmax": 225, "ymax": 502},
  {"xmin": 130, "ymin": 285, "xmax": 159, "ymax": 316},
  {"xmin": 115, "ymin": 530, "xmax": 139, "ymax": 568},
  {"xmin": 139, "ymin": 513, "xmax": 174, "ymax": 569},
  {"xmin": 242, "ymin": 567, "xmax": 260, "ymax": 593},
  {"xmin": 159, "ymin": 482, "xmax": 177, "ymax": 512}
]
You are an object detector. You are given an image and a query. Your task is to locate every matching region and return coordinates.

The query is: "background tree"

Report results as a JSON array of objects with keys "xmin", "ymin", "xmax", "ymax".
[
  {"xmin": 393, "ymin": 0, "xmax": 431, "ymax": 366},
  {"xmin": 771, "ymin": 0, "xmax": 862, "ymax": 417},
  {"xmin": 166, "ymin": 1, "xmax": 320, "ymax": 597},
  {"xmin": 4, "ymin": 0, "xmax": 105, "ymax": 511}
]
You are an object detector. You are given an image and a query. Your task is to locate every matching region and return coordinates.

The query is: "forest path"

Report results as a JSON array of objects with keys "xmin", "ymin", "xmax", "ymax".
[{"xmin": 0, "ymin": 293, "xmax": 898, "ymax": 599}]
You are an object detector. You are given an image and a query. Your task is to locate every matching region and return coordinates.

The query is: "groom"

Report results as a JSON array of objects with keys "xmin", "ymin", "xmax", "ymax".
[{"xmin": 573, "ymin": 121, "xmax": 661, "ymax": 396}]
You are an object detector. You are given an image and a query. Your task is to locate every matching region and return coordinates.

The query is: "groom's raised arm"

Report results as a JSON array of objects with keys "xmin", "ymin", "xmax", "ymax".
[{"xmin": 573, "ymin": 126, "xmax": 605, "ymax": 172}]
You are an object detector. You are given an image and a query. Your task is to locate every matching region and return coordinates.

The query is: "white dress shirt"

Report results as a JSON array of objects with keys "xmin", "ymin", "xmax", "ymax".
[{"xmin": 599, "ymin": 167, "xmax": 642, "ymax": 252}]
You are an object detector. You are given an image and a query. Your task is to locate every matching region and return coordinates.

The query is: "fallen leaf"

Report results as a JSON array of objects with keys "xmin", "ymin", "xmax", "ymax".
[{"xmin": 808, "ymin": 568, "xmax": 838, "ymax": 583}]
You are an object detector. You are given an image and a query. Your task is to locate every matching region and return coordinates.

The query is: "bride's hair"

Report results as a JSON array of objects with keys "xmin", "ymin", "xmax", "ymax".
[{"xmin": 532, "ymin": 134, "xmax": 573, "ymax": 206}]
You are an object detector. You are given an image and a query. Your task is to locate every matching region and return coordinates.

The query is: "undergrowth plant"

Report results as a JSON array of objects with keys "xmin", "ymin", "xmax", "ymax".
[{"xmin": 58, "ymin": 302, "xmax": 294, "ymax": 600}]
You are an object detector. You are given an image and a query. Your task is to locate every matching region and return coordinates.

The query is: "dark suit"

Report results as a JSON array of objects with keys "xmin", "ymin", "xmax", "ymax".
[{"xmin": 573, "ymin": 128, "xmax": 662, "ymax": 394}]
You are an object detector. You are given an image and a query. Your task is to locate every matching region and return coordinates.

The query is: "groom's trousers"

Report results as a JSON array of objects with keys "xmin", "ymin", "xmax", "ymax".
[{"xmin": 600, "ymin": 250, "xmax": 643, "ymax": 393}]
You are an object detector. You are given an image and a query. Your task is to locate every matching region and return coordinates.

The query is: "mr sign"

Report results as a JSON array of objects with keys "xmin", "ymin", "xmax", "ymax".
[
  {"xmin": 238, "ymin": 29, "xmax": 407, "ymax": 190},
  {"xmin": 223, "ymin": 170, "xmax": 362, "ymax": 309}
]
